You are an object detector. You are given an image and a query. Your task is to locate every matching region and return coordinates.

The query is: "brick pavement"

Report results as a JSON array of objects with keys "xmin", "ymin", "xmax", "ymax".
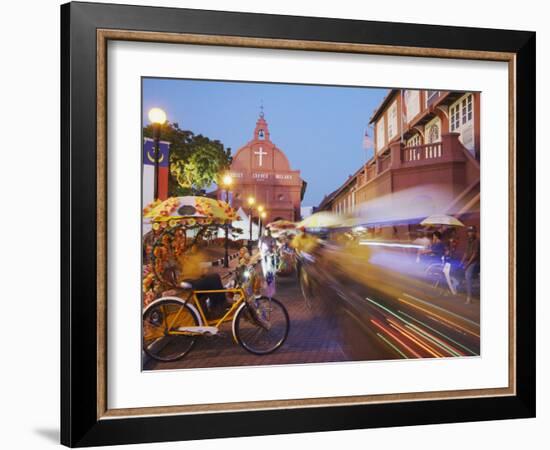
[{"xmin": 143, "ymin": 250, "xmax": 479, "ymax": 371}]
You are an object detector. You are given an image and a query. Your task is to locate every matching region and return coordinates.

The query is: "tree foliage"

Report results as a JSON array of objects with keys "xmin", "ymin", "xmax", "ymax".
[{"xmin": 144, "ymin": 122, "xmax": 232, "ymax": 196}]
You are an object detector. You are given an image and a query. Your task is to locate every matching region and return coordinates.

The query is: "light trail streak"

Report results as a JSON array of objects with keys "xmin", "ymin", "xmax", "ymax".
[
  {"xmin": 366, "ymin": 296, "xmax": 451, "ymax": 356},
  {"xmin": 365, "ymin": 296, "xmax": 408, "ymax": 322},
  {"xmin": 387, "ymin": 318, "xmax": 443, "ymax": 358},
  {"xmin": 366, "ymin": 296, "xmax": 475, "ymax": 357},
  {"xmin": 402, "ymin": 293, "xmax": 479, "ymax": 328},
  {"xmin": 399, "ymin": 310, "xmax": 478, "ymax": 356},
  {"xmin": 359, "ymin": 241, "xmax": 424, "ymax": 249},
  {"xmin": 370, "ymin": 319, "xmax": 422, "ymax": 358},
  {"xmin": 413, "ymin": 312, "xmax": 467, "ymax": 337},
  {"xmin": 376, "ymin": 333, "xmax": 409, "ymax": 359},
  {"xmin": 403, "ymin": 322, "xmax": 463, "ymax": 357},
  {"xmin": 397, "ymin": 297, "xmax": 480, "ymax": 338}
]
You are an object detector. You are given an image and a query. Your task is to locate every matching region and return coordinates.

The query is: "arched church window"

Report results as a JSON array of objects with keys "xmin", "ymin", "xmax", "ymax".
[
  {"xmin": 258, "ymin": 129, "xmax": 265, "ymax": 140},
  {"xmin": 278, "ymin": 194, "xmax": 284, "ymax": 201}
]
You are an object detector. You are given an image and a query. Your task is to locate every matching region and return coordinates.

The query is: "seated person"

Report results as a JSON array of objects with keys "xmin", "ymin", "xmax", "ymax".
[
  {"xmin": 235, "ymin": 246, "xmax": 251, "ymax": 286},
  {"xmin": 419, "ymin": 231, "xmax": 447, "ymax": 264},
  {"xmin": 237, "ymin": 246, "xmax": 251, "ymax": 266},
  {"xmin": 177, "ymin": 244, "xmax": 227, "ymax": 314}
]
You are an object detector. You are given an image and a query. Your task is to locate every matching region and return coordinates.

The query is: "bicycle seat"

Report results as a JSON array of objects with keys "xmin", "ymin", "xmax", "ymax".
[{"xmin": 180, "ymin": 281, "xmax": 193, "ymax": 289}]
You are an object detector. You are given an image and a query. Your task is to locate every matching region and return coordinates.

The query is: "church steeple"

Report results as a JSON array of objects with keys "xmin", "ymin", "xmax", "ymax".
[
  {"xmin": 253, "ymin": 105, "xmax": 270, "ymax": 142},
  {"xmin": 222, "ymin": 102, "xmax": 302, "ymax": 223}
]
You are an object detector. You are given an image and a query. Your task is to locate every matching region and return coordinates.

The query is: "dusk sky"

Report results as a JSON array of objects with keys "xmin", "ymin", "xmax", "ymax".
[{"xmin": 143, "ymin": 78, "xmax": 388, "ymax": 206}]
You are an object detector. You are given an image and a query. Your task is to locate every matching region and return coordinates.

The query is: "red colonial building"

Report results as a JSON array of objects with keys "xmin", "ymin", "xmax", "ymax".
[
  {"xmin": 318, "ymin": 89, "xmax": 481, "ymax": 240},
  {"xmin": 218, "ymin": 113, "xmax": 306, "ymax": 223}
]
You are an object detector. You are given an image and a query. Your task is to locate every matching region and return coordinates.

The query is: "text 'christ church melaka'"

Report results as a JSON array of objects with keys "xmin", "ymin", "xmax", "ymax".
[{"xmin": 218, "ymin": 112, "xmax": 306, "ymax": 223}]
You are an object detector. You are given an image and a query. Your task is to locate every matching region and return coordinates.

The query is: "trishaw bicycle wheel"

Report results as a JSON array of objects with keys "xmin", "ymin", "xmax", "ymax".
[
  {"xmin": 143, "ymin": 298, "xmax": 200, "ymax": 362},
  {"xmin": 234, "ymin": 297, "xmax": 290, "ymax": 355}
]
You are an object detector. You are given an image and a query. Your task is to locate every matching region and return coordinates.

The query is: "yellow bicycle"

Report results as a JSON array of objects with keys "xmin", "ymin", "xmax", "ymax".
[{"xmin": 143, "ymin": 265, "xmax": 290, "ymax": 362}]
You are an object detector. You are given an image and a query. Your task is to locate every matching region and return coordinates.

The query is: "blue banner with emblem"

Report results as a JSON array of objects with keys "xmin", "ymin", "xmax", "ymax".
[
  {"xmin": 220, "ymin": 190, "xmax": 233, "ymax": 206},
  {"xmin": 143, "ymin": 138, "xmax": 170, "ymax": 167}
]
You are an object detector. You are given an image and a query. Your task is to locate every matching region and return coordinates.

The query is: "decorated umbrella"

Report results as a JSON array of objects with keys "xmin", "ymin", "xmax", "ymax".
[
  {"xmin": 143, "ymin": 196, "xmax": 240, "ymax": 230},
  {"xmin": 332, "ymin": 216, "xmax": 364, "ymax": 229},
  {"xmin": 296, "ymin": 211, "xmax": 342, "ymax": 229},
  {"xmin": 143, "ymin": 197, "xmax": 241, "ymax": 290},
  {"xmin": 270, "ymin": 228, "xmax": 298, "ymax": 239},
  {"xmin": 267, "ymin": 219, "xmax": 296, "ymax": 230},
  {"xmin": 420, "ymin": 214, "xmax": 464, "ymax": 227}
]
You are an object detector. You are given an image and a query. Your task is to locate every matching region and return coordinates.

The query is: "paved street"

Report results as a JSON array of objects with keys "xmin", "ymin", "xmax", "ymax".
[
  {"xmin": 144, "ymin": 246, "xmax": 480, "ymax": 371},
  {"xmin": 144, "ymin": 273, "xmax": 368, "ymax": 370},
  {"xmin": 141, "ymin": 82, "xmax": 482, "ymax": 374}
]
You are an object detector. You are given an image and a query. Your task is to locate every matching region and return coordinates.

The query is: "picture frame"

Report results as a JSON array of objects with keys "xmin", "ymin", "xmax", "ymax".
[{"xmin": 61, "ymin": 1, "xmax": 535, "ymax": 446}]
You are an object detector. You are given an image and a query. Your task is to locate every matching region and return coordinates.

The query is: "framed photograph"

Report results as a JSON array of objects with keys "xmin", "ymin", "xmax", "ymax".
[{"xmin": 61, "ymin": 1, "xmax": 535, "ymax": 447}]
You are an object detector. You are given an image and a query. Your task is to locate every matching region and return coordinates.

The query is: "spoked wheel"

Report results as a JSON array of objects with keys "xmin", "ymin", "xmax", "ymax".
[
  {"xmin": 234, "ymin": 297, "xmax": 290, "ymax": 355},
  {"xmin": 425, "ymin": 264, "xmax": 443, "ymax": 291},
  {"xmin": 143, "ymin": 298, "xmax": 200, "ymax": 362}
]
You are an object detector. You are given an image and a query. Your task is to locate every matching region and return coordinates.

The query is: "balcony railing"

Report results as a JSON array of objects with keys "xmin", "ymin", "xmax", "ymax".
[
  {"xmin": 366, "ymin": 164, "xmax": 376, "ymax": 180},
  {"xmin": 378, "ymin": 155, "xmax": 391, "ymax": 172},
  {"xmin": 402, "ymin": 142, "xmax": 442, "ymax": 163},
  {"xmin": 356, "ymin": 134, "xmax": 465, "ymax": 192}
]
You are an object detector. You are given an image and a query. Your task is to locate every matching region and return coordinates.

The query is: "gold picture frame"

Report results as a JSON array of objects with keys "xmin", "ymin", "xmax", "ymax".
[{"xmin": 62, "ymin": 2, "xmax": 534, "ymax": 446}]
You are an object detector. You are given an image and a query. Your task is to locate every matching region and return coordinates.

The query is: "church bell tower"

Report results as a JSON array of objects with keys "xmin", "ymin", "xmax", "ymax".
[{"xmin": 218, "ymin": 107, "xmax": 305, "ymax": 223}]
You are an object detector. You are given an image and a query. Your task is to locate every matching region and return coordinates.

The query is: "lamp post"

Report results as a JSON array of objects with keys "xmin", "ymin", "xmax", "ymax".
[
  {"xmin": 221, "ymin": 174, "xmax": 233, "ymax": 268},
  {"xmin": 148, "ymin": 107, "xmax": 167, "ymax": 200},
  {"xmin": 247, "ymin": 196, "xmax": 255, "ymax": 252}
]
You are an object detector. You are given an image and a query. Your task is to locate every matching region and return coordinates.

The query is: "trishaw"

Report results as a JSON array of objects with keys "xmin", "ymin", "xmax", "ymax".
[{"xmin": 142, "ymin": 196, "xmax": 290, "ymax": 362}]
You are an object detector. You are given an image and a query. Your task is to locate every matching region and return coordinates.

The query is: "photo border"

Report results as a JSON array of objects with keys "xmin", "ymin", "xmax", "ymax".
[{"xmin": 61, "ymin": 2, "xmax": 534, "ymax": 446}]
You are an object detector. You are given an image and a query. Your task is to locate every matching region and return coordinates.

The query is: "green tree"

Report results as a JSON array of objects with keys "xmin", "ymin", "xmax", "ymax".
[{"xmin": 144, "ymin": 122, "xmax": 232, "ymax": 196}]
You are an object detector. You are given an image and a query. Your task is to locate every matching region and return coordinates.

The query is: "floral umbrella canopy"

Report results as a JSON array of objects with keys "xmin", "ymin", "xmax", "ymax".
[
  {"xmin": 143, "ymin": 196, "xmax": 240, "ymax": 230},
  {"xmin": 267, "ymin": 219, "xmax": 296, "ymax": 230},
  {"xmin": 296, "ymin": 211, "xmax": 342, "ymax": 230}
]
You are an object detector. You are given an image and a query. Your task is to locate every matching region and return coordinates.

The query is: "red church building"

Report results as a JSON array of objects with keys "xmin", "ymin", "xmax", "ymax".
[{"xmin": 219, "ymin": 112, "xmax": 306, "ymax": 223}]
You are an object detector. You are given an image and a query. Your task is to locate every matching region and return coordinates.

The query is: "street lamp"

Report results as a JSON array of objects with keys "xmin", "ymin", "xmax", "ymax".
[
  {"xmin": 148, "ymin": 107, "xmax": 167, "ymax": 200},
  {"xmin": 247, "ymin": 196, "xmax": 255, "ymax": 252},
  {"xmin": 221, "ymin": 174, "xmax": 233, "ymax": 268},
  {"xmin": 222, "ymin": 174, "xmax": 233, "ymax": 187}
]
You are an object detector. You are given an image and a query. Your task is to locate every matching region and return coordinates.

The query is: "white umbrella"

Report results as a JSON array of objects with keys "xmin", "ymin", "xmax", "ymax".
[
  {"xmin": 421, "ymin": 214, "xmax": 465, "ymax": 227},
  {"xmin": 217, "ymin": 207, "xmax": 260, "ymax": 241},
  {"xmin": 297, "ymin": 211, "xmax": 342, "ymax": 229}
]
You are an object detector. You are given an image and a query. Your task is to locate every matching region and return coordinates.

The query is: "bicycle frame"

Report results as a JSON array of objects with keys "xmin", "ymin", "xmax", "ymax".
[
  {"xmin": 144, "ymin": 262, "xmax": 291, "ymax": 360},
  {"xmin": 166, "ymin": 287, "xmax": 248, "ymax": 342},
  {"xmin": 191, "ymin": 288, "xmax": 245, "ymax": 327}
]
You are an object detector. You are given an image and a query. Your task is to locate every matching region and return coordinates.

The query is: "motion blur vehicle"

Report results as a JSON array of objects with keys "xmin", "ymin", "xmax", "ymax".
[{"xmin": 295, "ymin": 216, "xmax": 480, "ymax": 361}]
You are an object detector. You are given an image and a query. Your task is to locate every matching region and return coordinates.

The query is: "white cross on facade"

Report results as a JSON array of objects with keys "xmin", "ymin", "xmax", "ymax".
[{"xmin": 254, "ymin": 147, "xmax": 268, "ymax": 166}]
